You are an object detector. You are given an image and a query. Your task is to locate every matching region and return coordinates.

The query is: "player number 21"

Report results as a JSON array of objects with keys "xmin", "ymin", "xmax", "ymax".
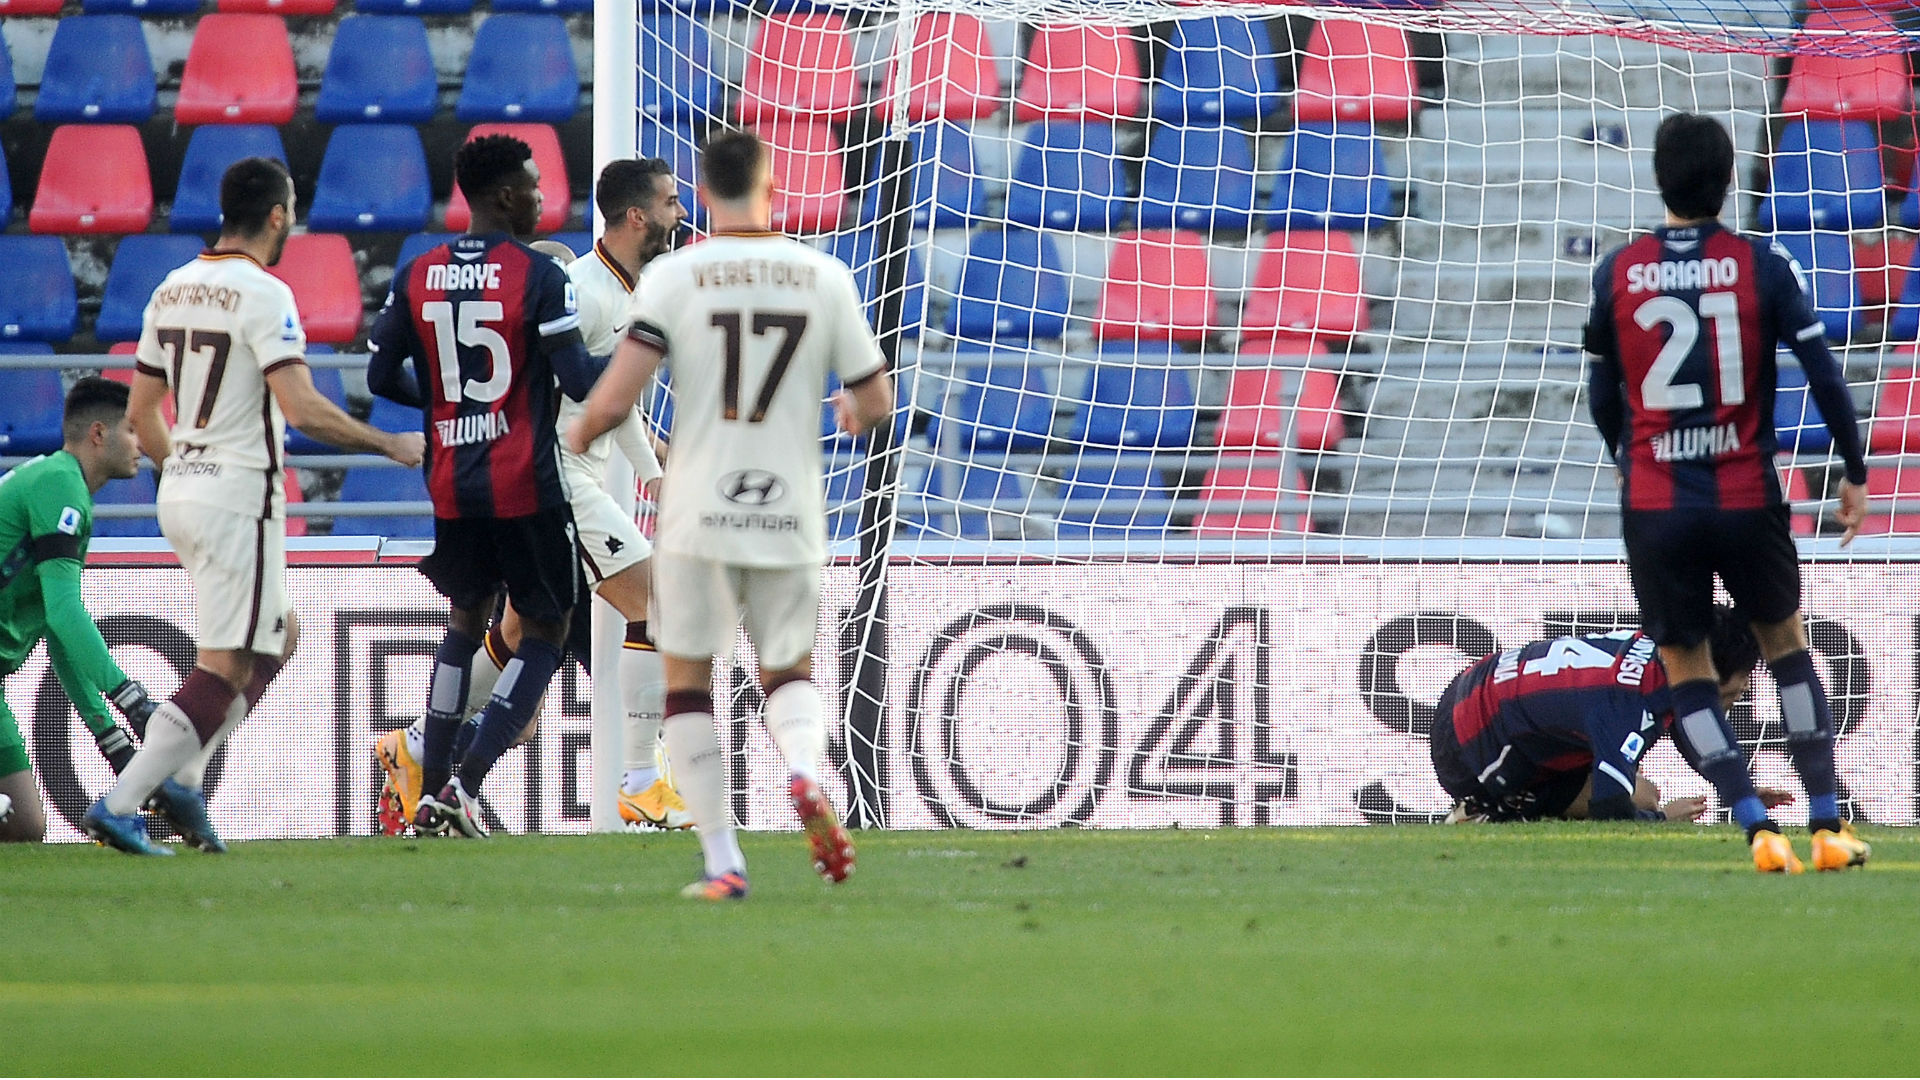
[
  {"xmin": 421, "ymin": 300, "xmax": 512, "ymax": 404},
  {"xmin": 1635, "ymin": 291, "xmax": 1744, "ymax": 411}
]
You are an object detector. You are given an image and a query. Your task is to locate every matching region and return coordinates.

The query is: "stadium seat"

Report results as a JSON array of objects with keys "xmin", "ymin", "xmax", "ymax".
[
  {"xmin": 1268, "ymin": 122, "xmax": 1393, "ymax": 231},
  {"xmin": 0, "ymin": 356, "xmax": 64, "ymax": 456},
  {"xmin": 1291, "ymin": 368, "xmax": 1346, "ymax": 452},
  {"xmin": 0, "ymin": 239, "xmax": 75, "ymax": 343},
  {"xmin": 82, "ymin": 0, "xmax": 198, "ymax": 15},
  {"xmin": 1091, "ymin": 230, "xmax": 1216, "ymax": 345},
  {"xmin": 316, "ymin": 15, "xmax": 438, "ymax": 124},
  {"xmin": 268, "ymin": 234, "xmax": 362, "ymax": 344},
  {"xmin": 1783, "ymin": 465, "xmax": 1815, "ymax": 537},
  {"xmin": 1293, "ymin": 18, "xmax": 1419, "ymax": 124},
  {"xmin": 1193, "ymin": 463, "xmax": 1310, "ymax": 538},
  {"xmin": 458, "ymin": 15, "xmax": 579, "ymax": 124},
  {"xmin": 0, "ymin": 0, "xmax": 64, "ymax": 11},
  {"xmin": 639, "ymin": 12, "xmax": 723, "ymax": 123},
  {"xmin": 1240, "ymin": 231, "xmax": 1369, "ymax": 346},
  {"xmin": 1136, "ymin": 123, "xmax": 1259, "ymax": 233},
  {"xmin": 1013, "ymin": 24, "xmax": 1144, "ymax": 122},
  {"xmin": 218, "ymin": 0, "xmax": 337, "ymax": 13},
  {"xmin": 492, "ymin": 0, "xmax": 590, "ymax": 12},
  {"xmin": 1771, "ymin": 231, "xmax": 1863, "ymax": 342},
  {"xmin": 638, "ymin": 120, "xmax": 702, "ymax": 228},
  {"xmin": 1773, "ymin": 360, "xmax": 1833, "ymax": 455},
  {"xmin": 1860, "ymin": 465, "xmax": 1920, "ymax": 535},
  {"xmin": 861, "ymin": 122, "xmax": 983, "ymax": 230},
  {"xmin": 1151, "ymin": 16, "xmax": 1284, "ymax": 123},
  {"xmin": 1855, "ymin": 232, "xmax": 1913, "ymax": 310},
  {"xmin": 0, "ymin": 32, "xmax": 14, "ymax": 121},
  {"xmin": 171, "ymin": 125, "xmax": 286, "ymax": 233},
  {"xmin": 757, "ymin": 121, "xmax": 845, "ymax": 235},
  {"xmin": 308, "ymin": 125, "xmax": 432, "ymax": 232},
  {"xmin": 336, "ymin": 464, "xmax": 433, "ymax": 539},
  {"xmin": 36, "ymin": 16, "xmax": 156, "ymax": 124},
  {"xmin": 945, "ymin": 228, "xmax": 1072, "ymax": 343},
  {"xmin": 929, "ymin": 362, "xmax": 1053, "ymax": 453},
  {"xmin": 30, "ymin": 125, "xmax": 151, "ymax": 234},
  {"xmin": 97, "ymin": 235, "xmax": 202, "ymax": 343},
  {"xmin": 825, "ymin": 229, "xmax": 928, "ymax": 339},
  {"xmin": 875, "ymin": 12, "xmax": 1001, "ymax": 123},
  {"xmin": 1781, "ymin": 50, "xmax": 1910, "ymax": 122},
  {"xmin": 176, "ymin": 14, "xmax": 297, "ymax": 126},
  {"xmin": 1213, "ymin": 344, "xmax": 1333, "ymax": 451},
  {"xmin": 395, "ymin": 232, "xmax": 455, "ymax": 273},
  {"xmin": 1868, "ymin": 364, "xmax": 1920, "ymax": 454},
  {"xmin": 0, "ymin": 143, "xmax": 12, "ymax": 225},
  {"xmin": 1757, "ymin": 120, "xmax": 1884, "ymax": 232},
  {"xmin": 1068, "ymin": 359, "xmax": 1197, "ymax": 450},
  {"xmin": 1004, "ymin": 122, "xmax": 1129, "ymax": 231},
  {"xmin": 736, "ymin": 13, "xmax": 861, "ymax": 126},
  {"xmin": 352, "ymin": 0, "xmax": 471, "ymax": 14},
  {"xmin": 1056, "ymin": 454, "xmax": 1170, "ymax": 540},
  {"xmin": 922, "ymin": 455, "xmax": 1030, "ymax": 540},
  {"xmin": 445, "ymin": 124, "xmax": 570, "ymax": 233},
  {"xmin": 90, "ymin": 468, "xmax": 161, "ymax": 539}
]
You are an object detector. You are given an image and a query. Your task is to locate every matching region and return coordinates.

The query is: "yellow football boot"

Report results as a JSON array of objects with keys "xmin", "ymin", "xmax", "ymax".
[
  {"xmin": 373, "ymin": 728, "xmax": 423, "ymax": 836},
  {"xmin": 1751, "ymin": 828, "xmax": 1805, "ymax": 874},
  {"xmin": 618, "ymin": 778, "xmax": 693, "ymax": 830},
  {"xmin": 1811, "ymin": 823, "xmax": 1870, "ymax": 871}
]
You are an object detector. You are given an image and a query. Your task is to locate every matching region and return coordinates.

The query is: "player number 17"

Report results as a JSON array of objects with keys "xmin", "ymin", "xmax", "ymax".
[
  {"xmin": 712, "ymin": 310, "xmax": 808, "ymax": 424},
  {"xmin": 1635, "ymin": 291, "xmax": 1744, "ymax": 411}
]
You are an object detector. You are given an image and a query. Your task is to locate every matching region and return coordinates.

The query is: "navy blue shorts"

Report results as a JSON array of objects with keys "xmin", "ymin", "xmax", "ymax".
[{"xmin": 1620, "ymin": 504, "xmax": 1800, "ymax": 648}]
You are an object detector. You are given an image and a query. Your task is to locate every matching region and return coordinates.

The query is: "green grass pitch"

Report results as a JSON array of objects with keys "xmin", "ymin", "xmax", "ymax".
[{"xmin": 4, "ymin": 825, "xmax": 1916, "ymax": 1075}]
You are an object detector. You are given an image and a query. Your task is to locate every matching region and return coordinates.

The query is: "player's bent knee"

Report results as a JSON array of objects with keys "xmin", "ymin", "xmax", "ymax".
[
  {"xmin": 1750, "ymin": 613, "xmax": 1809, "ymax": 659},
  {"xmin": 594, "ymin": 566, "xmax": 649, "ymax": 621},
  {"xmin": 0, "ymin": 775, "xmax": 45, "ymax": 842},
  {"xmin": 278, "ymin": 609, "xmax": 302, "ymax": 661}
]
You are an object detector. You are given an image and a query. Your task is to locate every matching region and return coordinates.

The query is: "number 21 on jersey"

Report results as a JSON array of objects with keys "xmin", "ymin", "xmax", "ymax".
[{"xmin": 1635, "ymin": 291, "xmax": 1744, "ymax": 411}]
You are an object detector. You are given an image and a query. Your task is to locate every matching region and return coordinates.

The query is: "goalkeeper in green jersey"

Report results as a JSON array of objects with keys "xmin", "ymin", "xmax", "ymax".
[{"xmin": 0, "ymin": 376, "xmax": 160, "ymax": 841}]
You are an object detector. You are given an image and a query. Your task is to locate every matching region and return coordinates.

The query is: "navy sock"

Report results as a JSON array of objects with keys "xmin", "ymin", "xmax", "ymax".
[
  {"xmin": 451, "ymin": 718, "xmax": 479, "ymax": 763},
  {"xmin": 457, "ymin": 637, "xmax": 564, "ymax": 792},
  {"xmin": 1670, "ymin": 678, "xmax": 1774, "ymax": 837},
  {"xmin": 1769, "ymin": 649, "xmax": 1842, "ymax": 830},
  {"xmin": 422, "ymin": 629, "xmax": 480, "ymax": 796}
]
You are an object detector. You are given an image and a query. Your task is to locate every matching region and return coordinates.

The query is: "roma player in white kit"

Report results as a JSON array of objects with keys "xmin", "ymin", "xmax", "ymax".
[
  {"xmin": 85, "ymin": 158, "xmax": 422, "ymax": 855},
  {"xmin": 570, "ymin": 130, "xmax": 894, "ymax": 899}
]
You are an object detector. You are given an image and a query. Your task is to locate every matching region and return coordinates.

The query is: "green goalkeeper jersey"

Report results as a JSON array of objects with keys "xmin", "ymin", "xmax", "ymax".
[{"xmin": 0, "ymin": 451, "xmax": 129, "ymax": 727}]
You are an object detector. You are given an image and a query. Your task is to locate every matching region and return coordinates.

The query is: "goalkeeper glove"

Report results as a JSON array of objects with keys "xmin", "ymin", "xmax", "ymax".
[
  {"xmin": 93, "ymin": 723, "xmax": 136, "ymax": 775},
  {"xmin": 109, "ymin": 679, "xmax": 158, "ymax": 736}
]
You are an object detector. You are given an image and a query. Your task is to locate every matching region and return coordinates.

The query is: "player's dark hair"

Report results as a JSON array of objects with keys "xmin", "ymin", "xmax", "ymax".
[
  {"xmin": 454, "ymin": 134, "xmax": 535, "ymax": 204},
  {"xmin": 701, "ymin": 129, "xmax": 767, "ymax": 201},
  {"xmin": 1708, "ymin": 604, "xmax": 1762, "ymax": 682},
  {"xmin": 596, "ymin": 157, "xmax": 673, "ymax": 222},
  {"xmin": 63, "ymin": 375, "xmax": 129, "ymax": 439},
  {"xmin": 219, "ymin": 157, "xmax": 294, "ymax": 237},
  {"xmin": 1653, "ymin": 113, "xmax": 1734, "ymax": 221}
]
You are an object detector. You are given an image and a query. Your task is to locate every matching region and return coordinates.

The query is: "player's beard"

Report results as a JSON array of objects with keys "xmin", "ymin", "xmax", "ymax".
[{"xmin": 265, "ymin": 218, "xmax": 292, "ymax": 266}]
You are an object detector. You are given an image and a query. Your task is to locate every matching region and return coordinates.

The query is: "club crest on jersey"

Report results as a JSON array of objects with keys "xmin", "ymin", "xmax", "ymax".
[{"xmin": 718, "ymin": 469, "xmax": 786, "ymax": 506}]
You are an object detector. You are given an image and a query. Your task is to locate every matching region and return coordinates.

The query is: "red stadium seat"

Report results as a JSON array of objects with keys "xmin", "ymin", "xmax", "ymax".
[
  {"xmin": 736, "ymin": 13, "xmax": 861, "ymax": 125},
  {"xmin": 1855, "ymin": 234, "xmax": 1913, "ymax": 311},
  {"xmin": 105, "ymin": 345, "xmax": 177, "ymax": 425},
  {"xmin": 1868, "ymin": 364, "xmax": 1920, "ymax": 453},
  {"xmin": 1293, "ymin": 19, "xmax": 1418, "ymax": 124},
  {"xmin": 0, "ymin": 0, "xmax": 63, "ymax": 12},
  {"xmin": 217, "ymin": 0, "xmax": 336, "ymax": 12},
  {"xmin": 444, "ymin": 124, "xmax": 570, "ymax": 233},
  {"xmin": 1861, "ymin": 465, "xmax": 1920, "ymax": 535},
  {"xmin": 283, "ymin": 470, "xmax": 307, "ymax": 536},
  {"xmin": 1193, "ymin": 462, "xmax": 1310, "ymax": 537},
  {"xmin": 1092, "ymin": 230, "xmax": 1215, "ymax": 344},
  {"xmin": 268, "ymin": 234, "xmax": 363, "ymax": 344},
  {"xmin": 1240, "ymin": 231, "xmax": 1368, "ymax": 347},
  {"xmin": 1214, "ymin": 343, "xmax": 1333, "ymax": 450},
  {"xmin": 177, "ymin": 14, "xmax": 297, "ymax": 126},
  {"xmin": 30, "ymin": 125, "xmax": 151, "ymax": 234},
  {"xmin": 1782, "ymin": 10, "xmax": 1910, "ymax": 122},
  {"xmin": 757, "ymin": 121, "xmax": 844, "ymax": 234},
  {"xmin": 876, "ymin": 13, "xmax": 1001, "ymax": 123},
  {"xmin": 1291, "ymin": 369, "xmax": 1346, "ymax": 452},
  {"xmin": 1013, "ymin": 25, "xmax": 1144, "ymax": 122}
]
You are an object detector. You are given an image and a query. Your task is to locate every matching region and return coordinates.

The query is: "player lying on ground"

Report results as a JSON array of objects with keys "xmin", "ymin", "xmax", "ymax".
[
  {"xmin": 569, "ymin": 129, "xmax": 894, "ymax": 900},
  {"xmin": 1584, "ymin": 113, "xmax": 1871, "ymax": 873},
  {"xmin": 1432, "ymin": 606, "xmax": 1792, "ymax": 824},
  {"xmin": 85, "ymin": 158, "xmax": 424, "ymax": 856},
  {"xmin": 0, "ymin": 378, "xmax": 163, "ymax": 841}
]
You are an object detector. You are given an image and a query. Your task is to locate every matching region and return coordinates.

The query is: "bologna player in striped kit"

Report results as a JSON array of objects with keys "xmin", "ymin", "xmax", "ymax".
[{"xmin": 1584, "ymin": 113, "xmax": 1871, "ymax": 872}]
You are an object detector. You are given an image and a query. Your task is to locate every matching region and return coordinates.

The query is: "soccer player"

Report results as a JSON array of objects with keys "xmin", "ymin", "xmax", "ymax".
[
  {"xmin": 1584, "ymin": 113, "xmax": 1872, "ymax": 872},
  {"xmin": 0, "ymin": 377, "xmax": 164, "ymax": 842},
  {"xmin": 568, "ymin": 129, "xmax": 894, "ymax": 900},
  {"xmin": 368, "ymin": 133, "xmax": 601, "ymax": 839},
  {"xmin": 85, "ymin": 157, "xmax": 424, "ymax": 856}
]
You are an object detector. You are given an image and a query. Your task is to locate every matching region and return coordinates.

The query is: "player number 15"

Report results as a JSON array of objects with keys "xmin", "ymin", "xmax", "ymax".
[{"xmin": 422, "ymin": 300, "xmax": 512, "ymax": 404}]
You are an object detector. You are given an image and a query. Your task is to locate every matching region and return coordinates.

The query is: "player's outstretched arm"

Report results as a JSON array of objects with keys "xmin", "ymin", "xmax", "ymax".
[
  {"xmin": 569, "ymin": 335, "xmax": 662, "ymax": 454},
  {"xmin": 127, "ymin": 371, "xmax": 172, "ymax": 470},
  {"xmin": 268, "ymin": 365, "xmax": 424, "ymax": 466}
]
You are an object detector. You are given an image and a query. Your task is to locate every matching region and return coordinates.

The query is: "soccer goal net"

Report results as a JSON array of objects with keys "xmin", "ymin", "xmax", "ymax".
[{"xmin": 604, "ymin": 0, "xmax": 1920, "ymax": 830}]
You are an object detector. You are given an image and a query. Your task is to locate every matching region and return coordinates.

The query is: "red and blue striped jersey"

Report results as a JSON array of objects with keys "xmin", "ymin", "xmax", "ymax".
[{"xmin": 367, "ymin": 234, "xmax": 598, "ymax": 519}]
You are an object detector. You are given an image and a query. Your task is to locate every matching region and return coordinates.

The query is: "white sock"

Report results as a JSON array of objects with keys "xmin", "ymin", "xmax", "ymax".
[
  {"xmin": 404, "ymin": 718, "xmax": 425, "ymax": 762},
  {"xmin": 172, "ymin": 695, "xmax": 246, "ymax": 791},
  {"xmin": 764, "ymin": 679, "xmax": 826, "ymax": 784},
  {"xmin": 662, "ymin": 711, "xmax": 743, "ymax": 878},
  {"xmin": 464, "ymin": 647, "xmax": 505, "ymax": 717},
  {"xmin": 103, "ymin": 704, "xmax": 201, "ymax": 815},
  {"xmin": 620, "ymin": 645, "xmax": 666, "ymax": 793},
  {"xmin": 622, "ymin": 766, "xmax": 661, "ymax": 794}
]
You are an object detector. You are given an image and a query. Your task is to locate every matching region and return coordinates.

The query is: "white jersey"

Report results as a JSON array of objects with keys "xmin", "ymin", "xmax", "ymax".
[
  {"xmin": 135, "ymin": 251, "xmax": 306, "ymax": 519},
  {"xmin": 563, "ymin": 241, "xmax": 661, "ymax": 494},
  {"xmin": 627, "ymin": 231, "xmax": 884, "ymax": 567}
]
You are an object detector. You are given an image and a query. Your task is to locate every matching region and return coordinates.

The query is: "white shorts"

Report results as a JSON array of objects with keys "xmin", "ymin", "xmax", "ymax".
[
  {"xmin": 158, "ymin": 501, "xmax": 289, "ymax": 655},
  {"xmin": 650, "ymin": 551, "xmax": 820, "ymax": 671},
  {"xmin": 571, "ymin": 487, "xmax": 651, "ymax": 586}
]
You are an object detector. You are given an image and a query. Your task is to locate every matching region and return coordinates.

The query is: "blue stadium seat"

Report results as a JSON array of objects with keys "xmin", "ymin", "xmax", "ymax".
[
  {"xmin": 493, "ymin": 0, "xmax": 590, "ymax": 12},
  {"xmin": 456, "ymin": 14, "xmax": 580, "ymax": 124},
  {"xmin": 1056, "ymin": 453, "xmax": 1170, "ymax": 540},
  {"xmin": 1902, "ymin": 185, "xmax": 1920, "ymax": 230},
  {"xmin": 639, "ymin": 121, "xmax": 703, "ymax": 229},
  {"xmin": 1887, "ymin": 249, "xmax": 1920, "ymax": 339},
  {"xmin": 0, "ymin": 143, "xmax": 12, "ymax": 226},
  {"xmin": 0, "ymin": 31, "xmax": 15, "ymax": 121},
  {"xmin": 926, "ymin": 361, "xmax": 1054, "ymax": 453},
  {"xmin": 172, "ymin": 126, "xmax": 286, "ymax": 234},
  {"xmin": 82, "ymin": 0, "xmax": 199, "ymax": 11},
  {"xmin": 308, "ymin": 125, "xmax": 432, "ymax": 232},
  {"xmin": 352, "ymin": 0, "xmax": 472, "ymax": 14},
  {"xmin": 336, "ymin": 466, "xmax": 432, "ymax": 539},
  {"xmin": 0, "ymin": 350, "xmax": 64, "ymax": 456},
  {"xmin": 1758, "ymin": 120, "xmax": 1884, "ymax": 232},
  {"xmin": 825, "ymin": 449, "xmax": 865, "ymax": 541},
  {"xmin": 90, "ymin": 468, "xmax": 161, "ymax": 539},
  {"xmin": 1068, "ymin": 358, "xmax": 1197, "ymax": 450},
  {"xmin": 1268, "ymin": 121, "xmax": 1392, "ymax": 231},
  {"xmin": 37, "ymin": 16, "xmax": 156, "ymax": 124},
  {"xmin": 97, "ymin": 235, "xmax": 202, "ymax": 343},
  {"xmin": 395, "ymin": 232, "xmax": 456, "ymax": 274},
  {"xmin": 826, "ymin": 229, "xmax": 928, "ymax": 339},
  {"xmin": 0, "ymin": 237, "xmax": 77, "ymax": 343},
  {"xmin": 639, "ymin": 11, "xmax": 722, "ymax": 122},
  {"xmin": 922, "ymin": 454, "xmax": 1030, "ymax": 539},
  {"xmin": 1136, "ymin": 123, "xmax": 1258, "ymax": 232},
  {"xmin": 639, "ymin": 0, "xmax": 720, "ymax": 9},
  {"xmin": 945, "ymin": 228, "xmax": 1072, "ymax": 342},
  {"xmin": 861, "ymin": 123, "xmax": 984, "ymax": 230},
  {"xmin": 315, "ymin": 15, "xmax": 438, "ymax": 125},
  {"xmin": 1151, "ymin": 16, "xmax": 1284, "ymax": 122},
  {"xmin": 1771, "ymin": 231, "xmax": 1862, "ymax": 342},
  {"xmin": 1004, "ymin": 122, "xmax": 1129, "ymax": 231},
  {"xmin": 1774, "ymin": 360, "xmax": 1832, "ymax": 455}
]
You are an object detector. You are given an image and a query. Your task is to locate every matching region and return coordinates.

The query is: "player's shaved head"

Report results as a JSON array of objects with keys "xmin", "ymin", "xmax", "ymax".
[
  {"xmin": 700, "ymin": 129, "xmax": 768, "ymax": 203},
  {"xmin": 1653, "ymin": 113, "xmax": 1733, "ymax": 221},
  {"xmin": 220, "ymin": 157, "xmax": 294, "ymax": 238},
  {"xmin": 455, "ymin": 134, "xmax": 535, "ymax": 205}
]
